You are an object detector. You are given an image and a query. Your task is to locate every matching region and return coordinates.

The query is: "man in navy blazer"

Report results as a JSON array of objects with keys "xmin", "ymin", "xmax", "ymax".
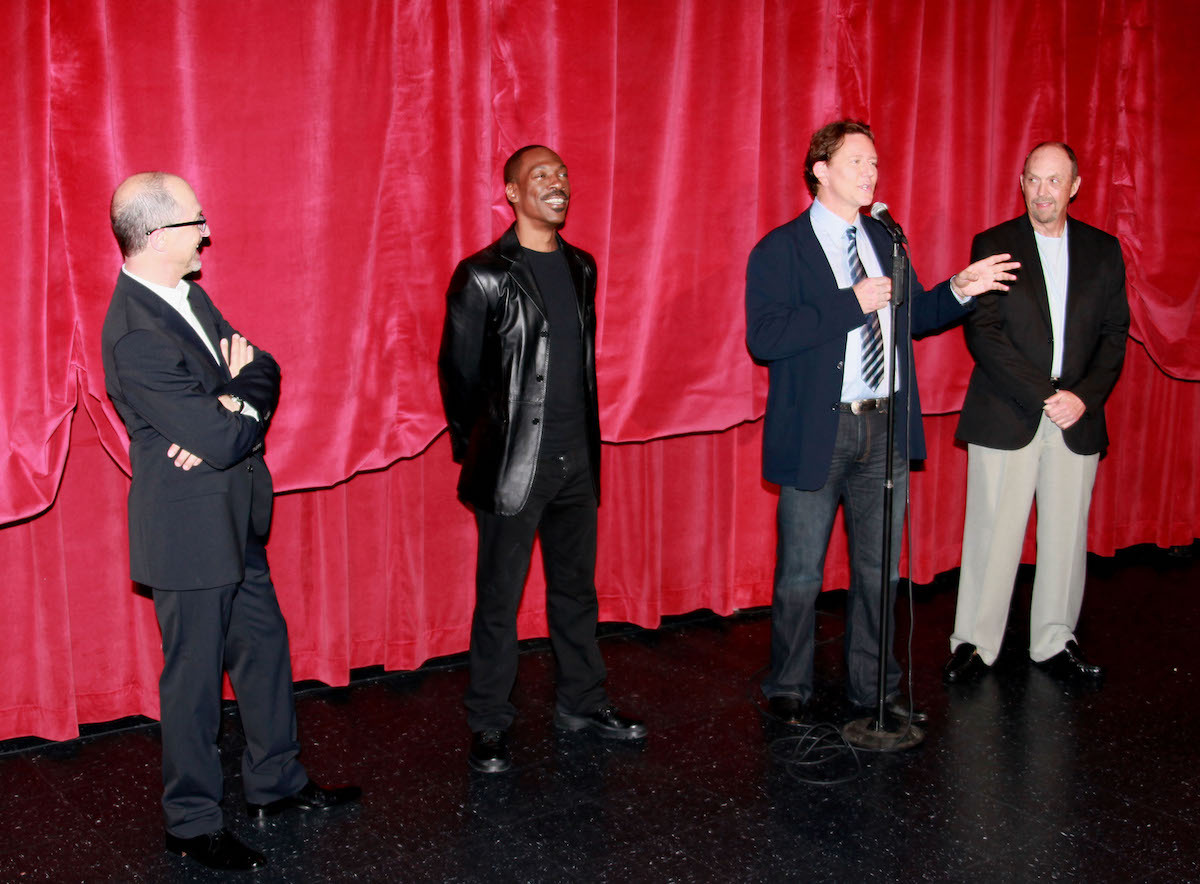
[
  {"xmin": 745, "ymin": 120, "xmax": 1018, "ymax": 725},
  {"xmin": 102, "ymin": 172, "xmax": 358, "ymax": 873},
  {"xmin": 944, "ymin": 143, "xmax": 1128, "ymax": 686}
]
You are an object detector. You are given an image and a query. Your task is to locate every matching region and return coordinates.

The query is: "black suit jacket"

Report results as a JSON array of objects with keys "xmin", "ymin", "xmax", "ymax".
[
  {"xmin": 955, "ymin": 214, "xmax": 1128, "ymax": 455},
  {"xmin": 101, "ymin": 271, "xmax": 281, "ymax": 590},
  {"xmin": 746, "ymin": 208, "xmax": 973, "ymax": 490},
  {"xmin": 439, "ymin": 225, "xmax": 601, "ymax": 515}
]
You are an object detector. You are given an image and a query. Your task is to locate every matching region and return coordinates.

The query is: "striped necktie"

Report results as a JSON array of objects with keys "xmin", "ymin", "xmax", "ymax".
[{"xmin": 847, "ymin": 227, "xmax": 884, "ymax": 390}]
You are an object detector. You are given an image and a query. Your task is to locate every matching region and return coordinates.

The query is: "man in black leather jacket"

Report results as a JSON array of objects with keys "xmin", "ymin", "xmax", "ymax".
[{"xmin": 439, "ymin": 145, "xmax": 646, "ymax": 773}]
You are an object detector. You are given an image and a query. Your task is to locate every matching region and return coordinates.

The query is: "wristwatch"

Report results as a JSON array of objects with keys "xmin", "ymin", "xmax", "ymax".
[{"xmin": 228, "ymin": 395, "xmax": 245, "ymax": 413}]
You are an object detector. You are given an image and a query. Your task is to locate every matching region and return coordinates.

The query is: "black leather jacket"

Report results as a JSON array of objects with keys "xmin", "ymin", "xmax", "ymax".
[{"xmin": 439, "ymin": 225, "xmax": 601, "ymax": 515}]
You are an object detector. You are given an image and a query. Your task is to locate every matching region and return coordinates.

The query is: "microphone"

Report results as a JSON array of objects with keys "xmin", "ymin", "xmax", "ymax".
[{"xmin": 870, "ymin": 202, "xmax": 907, "ymax": 243}]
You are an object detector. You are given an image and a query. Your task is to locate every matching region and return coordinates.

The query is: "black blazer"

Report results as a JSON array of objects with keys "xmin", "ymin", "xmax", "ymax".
[
  {"xmin": 101, "ymin": 272, "xmax": 281, "ymax": 590},
  {"xmin": 439, "ymin": 225, "xmax": 601, "ymax": 515},
  {"xmin": 746, "ymin": 208, "xmax": 972, "ymax": 490},
  {"xmin": 955, "ymin": 214, "xmax": 1128, "ymax": 455}
]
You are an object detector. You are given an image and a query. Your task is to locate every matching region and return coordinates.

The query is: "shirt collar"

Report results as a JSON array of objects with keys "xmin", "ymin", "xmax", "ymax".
[
  {"xmin": 810, "ymin": 196, "xmax": 864, "ymax": 239},
  {"xmin": 122, "ymin": 266, "xmax": 190, "ymax": 308}
]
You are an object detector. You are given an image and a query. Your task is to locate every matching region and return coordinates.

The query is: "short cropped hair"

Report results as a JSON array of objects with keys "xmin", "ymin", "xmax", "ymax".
[
  {"xmin": 503, "ymin": 144, "xmax": 554, "ymax": 185},
  {"xmin": 110, "ymin": 172, "xmax": 180, "ymax": 257},
  {"xmin": 1023, "ymin": 141, "xmax": 1079, "ymax": 180},
  {"xmin": 804, "ymin": 119, "xmax": 874, "ymax": 197}
]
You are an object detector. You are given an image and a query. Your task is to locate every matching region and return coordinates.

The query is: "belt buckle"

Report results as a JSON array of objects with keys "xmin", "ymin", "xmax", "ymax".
[{"xmin": 850, "ymin": 399, "xmax": 866, "ymax": 415}]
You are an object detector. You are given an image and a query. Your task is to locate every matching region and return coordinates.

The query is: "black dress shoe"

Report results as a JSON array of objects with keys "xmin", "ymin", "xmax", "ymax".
[
  {"xmin": 884, "ymin": 692, "xmax": 928, "ymax": 724},
  {"xmin": 554, "ymin": 704, "xmax": 647, "ymax": 740},
  {"xmin": 246, "ymin": 779, "xmax": 362, "ymax": 820},
  {"xmin": 1037, "ymin": 640, "xmax": 1104, "ymax": 682},
  {"xmin": 767, "ymin": 695, "xmax": 806, "ymax": 725},
  {"xmin": 165, "ymin": 828, "xmax": 266, "ymax": 872},
  {"xmin": 469, "ymin": 729, "xmax": 512, "ymax": 773},
  {"xmin": 943, "ymin": 642, "xmax": 990, "ymax": 684}
]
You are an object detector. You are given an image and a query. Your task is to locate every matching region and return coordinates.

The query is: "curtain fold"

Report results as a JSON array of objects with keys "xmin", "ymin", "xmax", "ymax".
[
  {"xmin": 2, "ymin": 0, "xmax": 1198, "ymax": 741},
  {"xmin": 4, "ymin": 342, "xmax": 1196, "ymax": 742}
]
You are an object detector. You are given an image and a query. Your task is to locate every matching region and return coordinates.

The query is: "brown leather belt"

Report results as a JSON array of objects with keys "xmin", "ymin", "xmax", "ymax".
[{"xmin": 837, "ymin": 398, "xmax": 888, "ymax": 415}]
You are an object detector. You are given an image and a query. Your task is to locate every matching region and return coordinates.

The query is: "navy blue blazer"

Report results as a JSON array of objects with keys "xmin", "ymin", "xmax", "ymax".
[{"xmin": 745, "ymin": 207, "xmax": 972, "ymax": 490}]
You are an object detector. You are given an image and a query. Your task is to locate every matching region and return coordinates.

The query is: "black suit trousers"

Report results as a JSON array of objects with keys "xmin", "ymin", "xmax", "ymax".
[
  {"xmin": 152, "ymin": 534, "xmax": 307, "ymax": 837},
  {"xmin": 466, "ymin": 448, "xmax": 608, "ymax": 732}
]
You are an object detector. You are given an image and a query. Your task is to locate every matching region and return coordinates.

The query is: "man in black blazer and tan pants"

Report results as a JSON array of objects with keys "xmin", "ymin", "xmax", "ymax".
[
  {"xmin": 102, "ymin": 172, "xmax": 358, "ymax": 873},
  {"xmin": 944, "ymin": 143, "xmax": 1129, "ymax": 686}
]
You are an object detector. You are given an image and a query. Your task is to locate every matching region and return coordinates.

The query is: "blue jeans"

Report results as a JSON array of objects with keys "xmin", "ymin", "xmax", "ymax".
[{"xmin": 762, "ymin": 411, "xmax": 906, "ymax": 708}]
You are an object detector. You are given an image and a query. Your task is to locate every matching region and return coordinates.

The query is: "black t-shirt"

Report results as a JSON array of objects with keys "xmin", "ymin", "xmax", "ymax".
[{"xmin": 523, "ymin": 247, "xmax": 589, "ymax": 456}]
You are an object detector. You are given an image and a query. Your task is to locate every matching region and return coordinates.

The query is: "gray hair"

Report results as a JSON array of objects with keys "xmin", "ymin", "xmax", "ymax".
[{"xmin": 110, "ymin": 172, "xmax": 180, "ymax": 257}]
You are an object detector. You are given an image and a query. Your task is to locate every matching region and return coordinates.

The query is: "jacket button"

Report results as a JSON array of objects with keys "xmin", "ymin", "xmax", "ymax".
[
  {"xmin": 532, "ymin": 418, "xmax": 540, "ymax": 425},
  {"xmin": 247, "ymin": 465, "xmax": 254, "ymax": 472}
]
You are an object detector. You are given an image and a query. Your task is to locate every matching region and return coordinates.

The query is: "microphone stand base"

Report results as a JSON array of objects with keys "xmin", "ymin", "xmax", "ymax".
[{"xmin": 842, "ymin": 716, "xmax": 924, "ymax": 752}]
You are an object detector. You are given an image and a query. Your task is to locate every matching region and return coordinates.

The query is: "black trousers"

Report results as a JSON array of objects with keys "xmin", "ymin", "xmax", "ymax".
[
  {"xmin": 466, "ymin": 449, "xmax": 608, "ymax": 732},
  {"xmin": 152, "ymin": 535, "xmax": 308, "ymax": 837}
]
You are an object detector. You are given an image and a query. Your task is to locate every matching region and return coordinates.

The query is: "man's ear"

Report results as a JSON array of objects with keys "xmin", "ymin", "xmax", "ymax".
[{"xmin": 505, "ymin": 182, "xmax": 518, "ymax": 205}]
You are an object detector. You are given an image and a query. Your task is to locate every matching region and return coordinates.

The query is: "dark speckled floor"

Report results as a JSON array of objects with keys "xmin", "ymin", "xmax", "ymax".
[{"xmin": 2, "ymin": 544, "xmax": 1198, "ymax": 882}]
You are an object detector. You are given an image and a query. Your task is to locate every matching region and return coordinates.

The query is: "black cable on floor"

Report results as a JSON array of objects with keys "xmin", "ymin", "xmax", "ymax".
[
  {"xmin": 768, "ymin": 724, "xmax": 863, "ymax": 786},
  {"xmin": 748, "ymin": 665, "xmax": 864, "ymax": 785}
]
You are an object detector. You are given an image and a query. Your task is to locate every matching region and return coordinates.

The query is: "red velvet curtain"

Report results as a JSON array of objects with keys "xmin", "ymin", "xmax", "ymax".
[{"xmin": 2, "ymin": 0, "xmax": 1198, "ymax": 741}]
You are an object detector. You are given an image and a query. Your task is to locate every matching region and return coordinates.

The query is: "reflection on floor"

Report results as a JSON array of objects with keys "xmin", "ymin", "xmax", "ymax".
[{"xmin": 1, "ymin": 543, "xmax": 1198, "ymax": 882}]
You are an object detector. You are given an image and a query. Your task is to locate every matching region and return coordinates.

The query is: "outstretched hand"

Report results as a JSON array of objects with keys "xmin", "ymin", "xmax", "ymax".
[{"xmin": 951, "ymin": 253, "xmax": 1021, "ymax": 298}]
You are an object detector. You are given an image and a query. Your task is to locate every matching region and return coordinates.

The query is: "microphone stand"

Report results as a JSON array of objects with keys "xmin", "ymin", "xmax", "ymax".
[{"xmin": 842, "ymin": 225, "xmax": 924, "ymax": 752}]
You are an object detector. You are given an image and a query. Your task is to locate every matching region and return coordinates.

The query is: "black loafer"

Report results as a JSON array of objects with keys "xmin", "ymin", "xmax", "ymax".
[
  {"xmin": 767, "ymin": 695, "xmax": 806, "ymax": 725},
  {"xmin": 469, "ymin": 729, "xmax": 512, "ymax": 773},
  {"xmin": 555, "ymin": 704, "xmax": 647, "ymax": 740},
  {"xmin": 1037, "ymin": 640, "xmax": 1104, "ymax": 682},
  {"xmin": 884, "ymin": 692, "xmax": 928, "ymax": 724},
  {"xmin": 165, "ymin": 828, "xmax": 266, "ymax": 872},
  {"xmin": 943, "ymin": 642, "xmax": 990, "ymax": 684},
  {"xmin": 246, "ymin": 779, "xmax": 361, "ymax": 820}
]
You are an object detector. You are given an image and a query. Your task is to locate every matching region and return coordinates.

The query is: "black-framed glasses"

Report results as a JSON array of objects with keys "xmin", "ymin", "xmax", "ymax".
[{"xmin": 147, "ymin": 216, "xmax": 208, "ymax": 236}]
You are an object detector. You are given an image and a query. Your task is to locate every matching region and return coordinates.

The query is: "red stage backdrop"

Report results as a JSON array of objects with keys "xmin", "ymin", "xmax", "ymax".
[{"xmin": 2, "ymin": 0, "xmax": 1198, "ymax": 741}]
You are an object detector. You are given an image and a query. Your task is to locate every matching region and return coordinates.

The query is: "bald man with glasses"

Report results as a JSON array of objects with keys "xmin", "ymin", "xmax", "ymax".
[{"xmin": 102, "ymin": 172, "xmax": 359, "ymax": 873}]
